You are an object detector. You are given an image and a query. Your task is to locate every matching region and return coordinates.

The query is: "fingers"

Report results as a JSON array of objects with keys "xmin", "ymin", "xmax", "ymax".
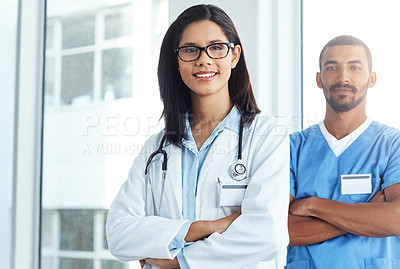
[
  {"xmin": 145, "ymin": 258, "xmax": 179, "ymax": 269},
  {"xmin": 225, "ymin": 210, "xmax": 241, "ymax": 221}
]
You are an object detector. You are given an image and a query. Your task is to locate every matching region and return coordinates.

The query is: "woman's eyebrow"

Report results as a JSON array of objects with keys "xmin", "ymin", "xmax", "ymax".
[
  {"xmin": 208, "ymin": 39, "xmax": 225, "ymax": 44},
  {"xmin": 180, "ymin": 39, "xmax": 226, "ymax": 47},
  {"xmin": 180, "ymin": 42, "xmax": 197, "ymax": 46}
]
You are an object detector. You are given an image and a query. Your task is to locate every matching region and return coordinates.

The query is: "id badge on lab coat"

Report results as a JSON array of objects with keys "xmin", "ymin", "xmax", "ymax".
[
  {"xmin": 218, "ymin": 181, "xmax": 247, "ymax": 206},
  {"xmin": 341, "ymin": 174, "xmax": 372, "ymax": 195}
]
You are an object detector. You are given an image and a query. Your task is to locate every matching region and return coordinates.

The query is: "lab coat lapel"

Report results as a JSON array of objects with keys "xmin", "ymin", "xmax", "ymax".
[
  {"xmin": 163, "ymin": 143, "xmax": 183, "ymax": 218},
  {"xmin": 198, "ymin": 129, "xmax": 238, "ymax": 181}
]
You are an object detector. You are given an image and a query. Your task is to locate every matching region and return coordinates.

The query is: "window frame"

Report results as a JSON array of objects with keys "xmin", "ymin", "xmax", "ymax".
[{"xmin": 12, "ymin": 0, "xmax": 45, "ymax": 268}]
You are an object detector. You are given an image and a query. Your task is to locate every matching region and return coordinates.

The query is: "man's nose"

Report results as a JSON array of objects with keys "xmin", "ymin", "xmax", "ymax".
[{"xmin": 336, "ymin": 68, "xmax": 350, "ymax": 84}]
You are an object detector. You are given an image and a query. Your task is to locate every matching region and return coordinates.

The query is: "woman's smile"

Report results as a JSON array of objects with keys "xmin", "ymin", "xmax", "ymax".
[{"xmin": 193, "ymin": 71, "xmax": 218, "ymax": 81}]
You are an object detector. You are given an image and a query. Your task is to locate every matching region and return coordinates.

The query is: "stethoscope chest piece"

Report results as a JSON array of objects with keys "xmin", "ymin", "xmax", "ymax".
[{"xmin": 229, "ymin": 159, "xmax": 247, "ymax": 181}]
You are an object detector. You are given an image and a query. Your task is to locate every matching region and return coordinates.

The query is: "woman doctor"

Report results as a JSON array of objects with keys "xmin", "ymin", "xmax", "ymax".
[{"xmin": 106, "ymin": 4, "xmax": 289, "ymax": 269}]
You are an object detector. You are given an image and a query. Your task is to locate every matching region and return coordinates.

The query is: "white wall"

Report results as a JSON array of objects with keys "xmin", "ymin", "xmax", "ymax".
[{"xmin": 303, "ymin": 0, "xmax": 400, "ymax": 129}]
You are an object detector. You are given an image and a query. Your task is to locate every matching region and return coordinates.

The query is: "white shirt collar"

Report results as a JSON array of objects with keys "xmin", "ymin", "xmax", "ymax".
[{"xmin": 319, "ymin": 118, "xmax": 373, "ymax": 157}]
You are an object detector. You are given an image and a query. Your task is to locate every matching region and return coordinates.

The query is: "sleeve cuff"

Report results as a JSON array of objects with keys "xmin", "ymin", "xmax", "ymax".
[
  {"xmin": 168, "ymin": 221, "xmax": 191, "ymax": 251},
  {"xmin": 290, "ymin": 176, "xmax": 296, "ymax": 198},
  {"xmin": 177, "ymin": 249, "xmax": 190, "ymax": 269}
]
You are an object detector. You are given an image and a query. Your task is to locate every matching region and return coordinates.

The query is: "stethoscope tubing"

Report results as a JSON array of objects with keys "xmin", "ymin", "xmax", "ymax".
[{"xmin": 144, "ymin": 114, "xmax": 246, "ymax": 215}]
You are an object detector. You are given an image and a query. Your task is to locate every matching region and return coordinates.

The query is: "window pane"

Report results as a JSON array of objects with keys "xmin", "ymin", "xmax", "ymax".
[
  {"xmin": 41, "ymin": 257, "xmax": 55, "ymax": 269},
  {"xmin": 62, "ymin": 15, "xmax": 95, "ymax": 49},
  {"xmin": 45, "ymin": 57, "xmax": 55, "ymax": 106},
  {"xmin": 61, "ymin": 52, "xmax": 94, "ymax": 105},
  {"xmin": 46, "ymin": 23, "xmax": 54, "ymax": 49},
  {"xmin": 104, "ymin": 11, "xmax": 132, "ymax": 39},
  {"xmin": 60, "ymin": 258, "xmax": 93, "ymax": 269},
  {"xmin": 101, "ymin": 260, "xmax": 127, "ymax": 269},
  {"xmin": 41, "ymin": 210, "xmax": 55, "ymax": 248},
  {"xmin": 101, "ymin": 47, "xmax": 132, "ymax": 100},
  {"xmin": 60, "ymin": 210, "xmax": 93, "ymax": 251}
]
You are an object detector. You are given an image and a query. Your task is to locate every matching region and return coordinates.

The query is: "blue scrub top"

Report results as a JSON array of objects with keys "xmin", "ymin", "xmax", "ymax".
[{"xmin": 287, "ymin": 121, "xmax": 400, "ymax": 269}]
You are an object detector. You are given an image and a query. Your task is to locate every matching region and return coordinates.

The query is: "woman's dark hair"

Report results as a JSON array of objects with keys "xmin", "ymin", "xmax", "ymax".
[{"xmin": 158, "ymin": 4, "xmax": 260, "ymax": 145}]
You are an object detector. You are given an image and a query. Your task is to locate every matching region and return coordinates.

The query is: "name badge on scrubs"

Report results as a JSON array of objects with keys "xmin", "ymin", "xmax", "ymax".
[
  {"xmin": 341, "ymin": 174, "xmax": 372, "ymax": 195},
  {"xmin": 218, "ymin": 183, "xmax": 247, "ymax": 206}
]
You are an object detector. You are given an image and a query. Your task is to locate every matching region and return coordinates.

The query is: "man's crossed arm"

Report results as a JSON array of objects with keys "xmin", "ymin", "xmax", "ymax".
[{"xmin": 288, "ymin": 182, "xmax": 400, "ymax": 246}]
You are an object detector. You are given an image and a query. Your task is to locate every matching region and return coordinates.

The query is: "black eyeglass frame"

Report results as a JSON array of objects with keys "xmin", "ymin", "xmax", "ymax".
[{"xmin": 175, "ymin": 42, "xmax": 235, "ymax": 62}]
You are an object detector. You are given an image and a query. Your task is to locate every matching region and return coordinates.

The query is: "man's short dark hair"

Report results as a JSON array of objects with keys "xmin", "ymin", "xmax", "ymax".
[{"xmin": 319, "ymin": 35, "xmax": 372, "ymax": 72}]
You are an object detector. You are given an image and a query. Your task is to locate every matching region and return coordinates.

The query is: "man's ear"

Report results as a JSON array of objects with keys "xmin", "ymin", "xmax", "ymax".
[
  {"xmin": 316, "ymin": 72, "xmax": 323, "ymax": 89},
  {"xmin": 368, "ymin": 72, "xmax": 377, "ymax": 88}
]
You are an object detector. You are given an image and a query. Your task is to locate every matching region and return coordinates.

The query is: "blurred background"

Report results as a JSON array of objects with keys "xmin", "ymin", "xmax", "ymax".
[{"xmin": 1, "ymin": 0, "xmax": 399, "ymax": 268}]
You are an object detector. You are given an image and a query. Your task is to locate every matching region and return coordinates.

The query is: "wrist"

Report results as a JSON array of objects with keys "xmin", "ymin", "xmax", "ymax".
[
  {"xmin": 201, "ymin": 220, "xmax": 215, "ymax": 235},
  {"xmin": 185, "ymin": 220, "xmax": 213, "ymax": 242},
  {"xmin": 307, "ymin": 196, "xmax": 322, "ymax": 217}
]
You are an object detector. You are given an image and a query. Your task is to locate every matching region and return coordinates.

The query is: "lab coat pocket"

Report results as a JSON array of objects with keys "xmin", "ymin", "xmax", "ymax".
[
  {"xmin": 218, "ymin": 184, "xmax": 247, "ymax": 207},
  {"xmin": 284, "ymin": 259, "xmax": 311, "ymax": 269},
  {"xmin": 365, "ymin": 258, "xmax": 400, "ymax": 268}
]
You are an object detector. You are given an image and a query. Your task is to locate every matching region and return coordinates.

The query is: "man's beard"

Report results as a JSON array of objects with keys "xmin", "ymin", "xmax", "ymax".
[{"xmin": 322, "ymin": 81, "xmax": 368, "ymax": 112}]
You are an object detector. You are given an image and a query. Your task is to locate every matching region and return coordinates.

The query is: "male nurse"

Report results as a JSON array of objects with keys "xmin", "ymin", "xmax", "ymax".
[{"xmin": 287, "ymin": 35, "xmax": 400, "ymax": 269}]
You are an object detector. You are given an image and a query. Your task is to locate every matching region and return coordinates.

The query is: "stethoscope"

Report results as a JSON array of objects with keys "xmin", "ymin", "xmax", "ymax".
[
  {"xmin": 144, "ymin": 135, "xmax": 167, "ymax": 215},
  {"xmin": 144, "ymin": 115, "xmax": 247, "ymax": 215}
]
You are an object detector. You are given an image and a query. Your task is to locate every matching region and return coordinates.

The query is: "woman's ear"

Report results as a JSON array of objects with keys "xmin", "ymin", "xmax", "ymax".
[{"xmin": 231, "ymin": 44, "xmax": 241, "ymax": 69}]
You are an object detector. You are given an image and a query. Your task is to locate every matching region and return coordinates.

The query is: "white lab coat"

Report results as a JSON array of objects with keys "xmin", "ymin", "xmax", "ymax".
[{"xmin": 106, "ymin": 113, "xmax": 289, "ymax": 269}]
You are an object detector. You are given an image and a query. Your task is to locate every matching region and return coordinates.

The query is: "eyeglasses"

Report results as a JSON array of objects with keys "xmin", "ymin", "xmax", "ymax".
[{"xmin": 176, "ymin": 42, "xmax": 235, "ymax": 62}]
